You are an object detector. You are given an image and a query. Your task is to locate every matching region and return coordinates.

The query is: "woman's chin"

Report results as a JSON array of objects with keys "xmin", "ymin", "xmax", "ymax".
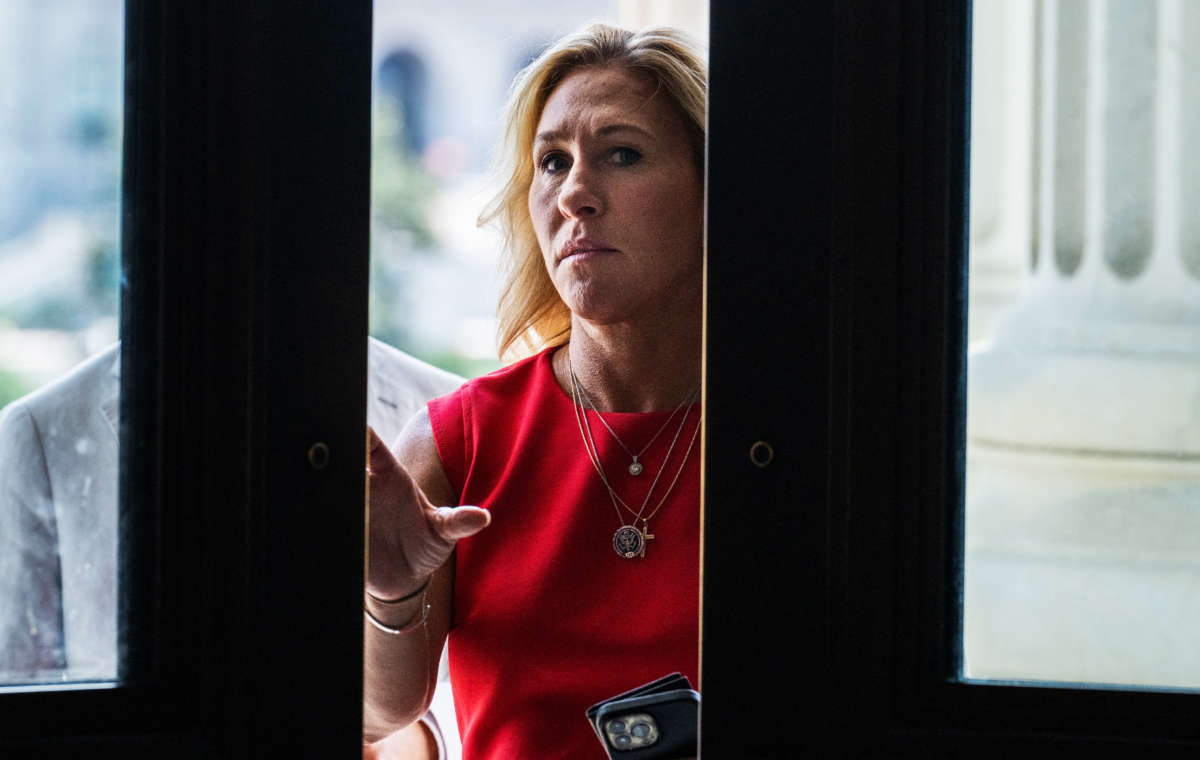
[
  {"xmin": 567, "ymin": 304, "xmax": 631, "ymax": 326},
  {"xmin": 557, "ymin": 284, "xmax": 633, "ymax": 323}
]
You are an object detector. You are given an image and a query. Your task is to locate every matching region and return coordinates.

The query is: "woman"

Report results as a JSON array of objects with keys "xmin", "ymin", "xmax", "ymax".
[{"xmin": 364, "ymin": 24, "xmax": 706, "ymax": 759}]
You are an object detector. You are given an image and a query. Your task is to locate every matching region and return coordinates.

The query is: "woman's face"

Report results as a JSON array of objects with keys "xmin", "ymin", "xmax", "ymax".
[{"xmin": 528, "ymin": 65, "xmax": 703, "ymax": 327}]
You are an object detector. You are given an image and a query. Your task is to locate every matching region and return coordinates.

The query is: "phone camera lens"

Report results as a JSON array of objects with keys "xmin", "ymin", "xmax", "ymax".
[
  {"xmin": 607, "ymin": 720, "xmax": 626, "ymax": 733},
  {"xmin": 614, "ymin": 734, "xmax": 633, "ymax": 748},
  {"xmin": 631, "ymin": 722, "xmax": 651, "ymax": 738}
]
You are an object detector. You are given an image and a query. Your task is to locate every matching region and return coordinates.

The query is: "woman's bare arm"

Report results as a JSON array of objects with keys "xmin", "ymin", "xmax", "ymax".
[
  {"xmin": 362, "ymin": 409, "xmax": 488, "ymax": 740},
  {"xmin": 363, "ymin": 720, "xmax": 439, "ymax": 760}
]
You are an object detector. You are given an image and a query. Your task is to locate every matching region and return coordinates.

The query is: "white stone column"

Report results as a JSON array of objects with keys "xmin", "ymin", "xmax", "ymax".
[
  {"xmin": 968, "ymin": 0, "xmax": 1036, "ymax": 346},
  {"xmin": 1051, "ymin": 0, "xmax": 1089, "ymax": 277},
  {"xmin": 1179, "ymin": 1, "xmax": 1200, "ymax": 280},
  {"xmin": 1102, "ymin": 0, "xmax": 1156, "ymax": 279},
  {"xmin": 964, "ymin": 0, "xmax": 1200, "ymax": 687}
]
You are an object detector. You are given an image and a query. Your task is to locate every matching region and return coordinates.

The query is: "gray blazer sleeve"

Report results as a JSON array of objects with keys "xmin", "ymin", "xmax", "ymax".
[{"xmin": 0, "ymin": 402, "xmax": 66, "ymax": 680}]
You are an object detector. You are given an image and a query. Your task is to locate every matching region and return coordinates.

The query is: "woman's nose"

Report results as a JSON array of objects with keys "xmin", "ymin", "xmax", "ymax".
[{"xmin": 557, "ymin": 166, "xmax": 603, "ymax": 219}]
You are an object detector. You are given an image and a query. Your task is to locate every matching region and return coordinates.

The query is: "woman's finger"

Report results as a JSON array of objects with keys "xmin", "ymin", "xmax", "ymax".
[
  {"xmin": 364, "ymin": 424, "xmax": 490, "ymax": 597},
  {"xmin": 366, "ymin": 426, "xmax": 402, "ymax": 476},
  {"xmin": 428, "ymin": 505, "xmax": 491, "ymax": 541}
]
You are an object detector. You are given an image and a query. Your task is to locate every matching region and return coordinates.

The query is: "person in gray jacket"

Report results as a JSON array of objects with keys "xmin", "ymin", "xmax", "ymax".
[{"xmin": 0, "ymin": 337, "xmax": 461, "ymax": 754}]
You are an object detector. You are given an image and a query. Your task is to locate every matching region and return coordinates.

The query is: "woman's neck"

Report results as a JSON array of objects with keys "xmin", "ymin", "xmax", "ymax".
[{"xmin": 555, "ymin": 311, "xmax": 701, "ymax": 413}]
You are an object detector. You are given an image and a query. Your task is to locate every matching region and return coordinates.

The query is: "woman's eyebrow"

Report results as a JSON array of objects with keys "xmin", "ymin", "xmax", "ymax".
[
  {"xmin": 595, "ymin": 123, "xmax": 653, "ymax": 138},
  {"xmin": 534, "ymin": 122, "xmax": 653, "ymax": 146},
  {"xmin": 533, "ymin": 130, "xmax": 564, "ymax": 146}
]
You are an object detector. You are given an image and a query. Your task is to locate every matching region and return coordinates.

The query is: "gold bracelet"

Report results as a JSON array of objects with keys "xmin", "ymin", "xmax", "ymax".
[{"xmin": 364, "ymin": 595, "xmax": 430, "ymax": 635}]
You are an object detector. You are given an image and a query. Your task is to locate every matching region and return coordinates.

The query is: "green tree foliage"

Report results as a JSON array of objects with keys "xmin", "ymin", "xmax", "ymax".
[
  {"xmin": 1, "ymin": 237, "xmax": 119, "ymax": 331},
  {"xmin": 369, "ymin": 95, "xmax": 436, "ymax": 351},
  {"xmin": 0, "ymin": 368, "xmax": 34, "ymax": 409},
  {"xmin": 371, "ymin": 95, "xmax": 436, "ymax": 247}
]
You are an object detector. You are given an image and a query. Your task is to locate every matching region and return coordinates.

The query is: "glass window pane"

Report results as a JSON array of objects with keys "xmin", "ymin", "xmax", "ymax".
[
  {"xmin": 964, "ymin": 0, "xmax": 1200, "ymax": 689},
  {"xmin": 0, "ymin": 1, "xmax": 124, "ymax": 686}
]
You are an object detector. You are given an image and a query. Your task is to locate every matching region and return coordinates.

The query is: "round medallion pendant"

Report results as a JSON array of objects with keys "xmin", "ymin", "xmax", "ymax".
[
  {"xmin": 628, "ymin": 461, "xmax": 644, "ymax": 476},
  {"xmin": 613, "ymin": 525, "xmax": 644, "ymax": 558}
]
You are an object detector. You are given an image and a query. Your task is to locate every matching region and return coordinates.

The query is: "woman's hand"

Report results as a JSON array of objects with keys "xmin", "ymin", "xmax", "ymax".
[{"xmin": 366, "ymin": 426, "xmax": 490, "ymax": 601}]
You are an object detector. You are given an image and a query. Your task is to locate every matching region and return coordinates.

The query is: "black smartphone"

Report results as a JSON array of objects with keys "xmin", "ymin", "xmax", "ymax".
[{"xmin": 586, "ymin": 673, "xmax": 699, "ymax": 759}]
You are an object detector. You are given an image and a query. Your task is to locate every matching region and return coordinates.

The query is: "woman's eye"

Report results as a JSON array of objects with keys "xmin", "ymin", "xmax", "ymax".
[
  {"xmin": 611, "ymin": 147, "xmax": 642, "ymax": 166},
  {"xmin": 539, "ymin": 153, "xmax": 569, "ymax": 173}
]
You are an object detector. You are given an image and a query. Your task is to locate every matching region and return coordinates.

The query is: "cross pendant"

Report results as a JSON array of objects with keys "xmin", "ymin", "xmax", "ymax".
[{"xmin": 640, "ymin": 521, "xmax": 655, "ymax": 557}]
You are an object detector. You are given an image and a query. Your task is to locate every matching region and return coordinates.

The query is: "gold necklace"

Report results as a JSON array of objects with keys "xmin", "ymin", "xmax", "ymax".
[
  {"xmin": 574, "ymin": 374, "xmax": 697, "ymax": 522},
  {"xmin": 568, "ymin": 353, "xmax": 701, "ymax": 559},
  {"xmin": 573, "ymin": 376, "xmax": 698, "ymax": 476}
]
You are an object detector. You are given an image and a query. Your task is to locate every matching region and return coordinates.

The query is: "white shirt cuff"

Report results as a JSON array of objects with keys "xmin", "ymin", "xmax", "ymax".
[{"xmin": 419, "ymin": 710, "xmax": 447, "ymax": 760}]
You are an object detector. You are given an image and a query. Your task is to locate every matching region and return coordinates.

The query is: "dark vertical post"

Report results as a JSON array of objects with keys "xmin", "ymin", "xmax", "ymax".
[{"xmin": 703, "ymin": 2, "xmax": 834, "ymax": 755}]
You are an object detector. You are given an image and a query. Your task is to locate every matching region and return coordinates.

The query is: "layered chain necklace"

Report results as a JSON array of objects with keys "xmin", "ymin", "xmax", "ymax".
[
  {"xmin": 572, "ymin": 370, "xmax": 696, "ymax": 476},
  {"xmin": 568, "ymin": 353, "xmax": 701, "ymax": 559}
]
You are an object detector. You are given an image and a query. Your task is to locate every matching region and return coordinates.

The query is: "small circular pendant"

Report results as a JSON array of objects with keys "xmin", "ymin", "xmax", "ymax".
[
  {"xmin": 628, "ymin": 461, "xmax": 644, "ymax": 476},
  {"xmin": 613, "ymin": 525, "xmax": 644, "ymax": 558}
]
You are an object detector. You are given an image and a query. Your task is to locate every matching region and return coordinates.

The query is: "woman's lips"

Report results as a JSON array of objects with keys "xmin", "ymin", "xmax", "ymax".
[
  {"xmin": 562, "ymin": 248, "xmax": 616, "ymax": 261},
  {"xmin": 559, "ymin": 240, "xmax": 618, "ymax": 261}
]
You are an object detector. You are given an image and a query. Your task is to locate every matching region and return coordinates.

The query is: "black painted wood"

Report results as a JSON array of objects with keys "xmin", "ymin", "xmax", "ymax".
[{"xmin": 702, "ymin": 0, "xmax": 834, "ymax": 756}]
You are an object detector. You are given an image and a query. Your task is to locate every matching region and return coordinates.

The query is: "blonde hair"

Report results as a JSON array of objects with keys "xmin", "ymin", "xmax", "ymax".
[{"xmin": 479, "ymin": 24, "xmax": 707, "ymax": 361}]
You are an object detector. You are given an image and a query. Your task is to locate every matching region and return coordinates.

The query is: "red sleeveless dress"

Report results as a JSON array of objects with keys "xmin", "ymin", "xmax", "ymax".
[{"xmin": 427, "ymin": 347, "xmax": 700, "ymax": 760}]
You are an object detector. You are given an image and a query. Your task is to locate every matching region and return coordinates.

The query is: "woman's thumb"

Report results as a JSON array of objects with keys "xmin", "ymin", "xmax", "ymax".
[{"xmin": 430, "ymin": 506, "xmax": 491, "ymax": 541}]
